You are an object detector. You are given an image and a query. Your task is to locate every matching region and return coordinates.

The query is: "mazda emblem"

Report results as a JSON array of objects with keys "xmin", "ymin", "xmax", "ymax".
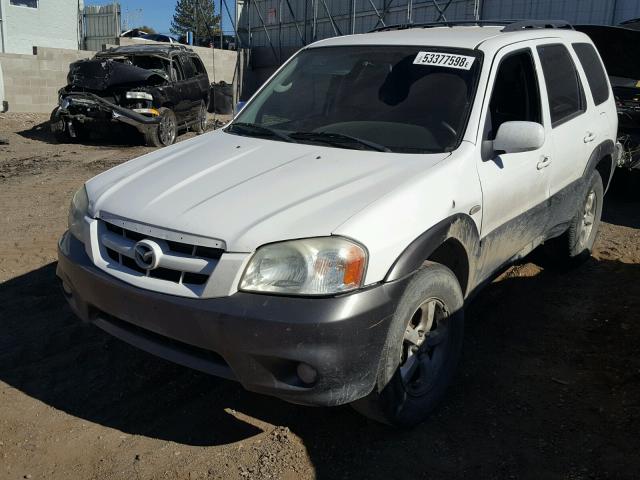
[{"xmin": 133, "ymin": 239, "xmax": 162, "ymax": 270}]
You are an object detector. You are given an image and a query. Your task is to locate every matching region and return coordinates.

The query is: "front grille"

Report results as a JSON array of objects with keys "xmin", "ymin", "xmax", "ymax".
[{"xmin": 100, "ymin": 220, "xmax": 223, "ymax": 288}]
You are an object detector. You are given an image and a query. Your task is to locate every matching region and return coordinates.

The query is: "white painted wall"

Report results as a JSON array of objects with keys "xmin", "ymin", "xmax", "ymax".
[{"xmin": 0, "ymin": 0, "xmax": 80, "ymax": 54}]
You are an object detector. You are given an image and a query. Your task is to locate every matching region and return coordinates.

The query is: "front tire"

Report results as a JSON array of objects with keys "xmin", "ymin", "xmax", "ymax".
[
  {"xmin": 351, "ymin": 262, "xmax": 464, "ymax": 427},
  {"xmin": 144, "ymin": 107, "xmax": 177, "ymax": 147}
]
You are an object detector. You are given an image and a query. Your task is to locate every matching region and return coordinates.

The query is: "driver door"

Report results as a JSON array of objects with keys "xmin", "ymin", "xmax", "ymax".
[{"xmin": 475, "ymin": 44, "xmax": 552, "ymax": 275}]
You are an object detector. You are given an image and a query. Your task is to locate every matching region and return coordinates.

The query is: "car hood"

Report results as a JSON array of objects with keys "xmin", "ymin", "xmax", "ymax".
[{"xmin": 87, "ymin": 131, "xmax": 450, "ymax": 252}]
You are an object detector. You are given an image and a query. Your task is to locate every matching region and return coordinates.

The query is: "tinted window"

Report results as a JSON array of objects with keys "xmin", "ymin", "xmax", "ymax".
[
  {"xmin": 191, "ymin": 56, "xmax": 206, "ymax": 75},
  {"xmin": 171, "ymin": 60, "xmax": 184, "ymax": 82},
  {"xmin": 537, "ymin": 44, "xmax": 586, "ymax": 127},
  {"xmin": 10, "ymin": 0, "xmax": 37, "ymax": 6},
  {"xmin": 486, "ymin": 50, "xmax": 541, "ymax": 140},
  {"xmin": 573, "ymin": 42, "xmax": 610, "ymax": 106},
  {"xmin": 180, "ymin": 57, "xmax": 197, "ymax": 79}
]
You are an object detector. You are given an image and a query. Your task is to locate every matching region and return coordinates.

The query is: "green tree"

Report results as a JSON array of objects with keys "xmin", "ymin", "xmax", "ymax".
[{"xmin": 170, "ymin": 0, "xmax": 220, "ymax": 43}]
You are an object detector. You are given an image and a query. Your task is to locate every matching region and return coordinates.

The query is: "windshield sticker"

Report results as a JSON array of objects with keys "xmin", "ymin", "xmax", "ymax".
[{"xmin": 413, "ymin": 51, "xmax": 475, "ymax": 70}]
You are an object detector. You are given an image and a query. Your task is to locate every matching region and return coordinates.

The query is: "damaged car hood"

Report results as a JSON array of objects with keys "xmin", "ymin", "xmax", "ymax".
[
  {"xmin": 86, "ymin": 131, "xmax": 450, "ymax": 252},
  {"xmin": 67, "ymin": 58, "xmax": 167, "ymax": 90},
  {"xmin": 575, "ymin": 25, "xmax": 640, "ymax": 80}
]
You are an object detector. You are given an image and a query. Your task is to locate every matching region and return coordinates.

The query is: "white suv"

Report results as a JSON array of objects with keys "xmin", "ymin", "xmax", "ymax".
[{"xmin": 57, "ymin": 21, "xmax": 618, "ymax": 426}]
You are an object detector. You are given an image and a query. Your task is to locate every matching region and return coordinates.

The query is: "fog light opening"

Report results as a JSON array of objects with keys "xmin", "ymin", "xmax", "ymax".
[{"xmin": 296, "ymin": 363, "xmax": 318, "ymax": 385}]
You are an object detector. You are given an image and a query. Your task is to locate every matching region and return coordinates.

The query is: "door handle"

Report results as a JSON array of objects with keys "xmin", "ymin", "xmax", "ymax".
[
  {"xmin": 584, "ymin": 132, "xmax": 596, "ymax": 143},
  {"xmin": 537, "ymin": 156, "xmax": 551, "ymax": 170}
]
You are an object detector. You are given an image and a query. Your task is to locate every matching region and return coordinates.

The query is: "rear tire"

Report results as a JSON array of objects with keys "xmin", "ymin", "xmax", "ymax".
[
  {"xmin": 144, "ymin": 107, "xmax": 177, "ymax": 147},
  {"xmin": 193, "ymin": 101, "xmax": 208, "ymax": 134},
  {"xmin": 544, "ymin": 170, "xmax": 604, "ymax": 266},
  {"xmin": 351, "ymin": 262, "xmax": 464, "ymax": 427}
]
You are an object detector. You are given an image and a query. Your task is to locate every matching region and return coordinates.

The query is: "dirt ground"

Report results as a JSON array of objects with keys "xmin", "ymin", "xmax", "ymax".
[{"xmin": 0, "ymin": 112, "xmax": 639, "ymax": 480}]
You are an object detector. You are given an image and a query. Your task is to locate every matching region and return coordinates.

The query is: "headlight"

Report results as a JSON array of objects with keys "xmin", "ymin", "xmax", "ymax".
[
  {"xmin": 68, "ymin": 185, "xmax": 89, "ymax": 242},
  {"xmin": 240, "ymin": 237, "xmax": 367, "ymax": 295},
  {"xmin": 126, "ymin": 91, "xmax": 153, "ymax": 101}
]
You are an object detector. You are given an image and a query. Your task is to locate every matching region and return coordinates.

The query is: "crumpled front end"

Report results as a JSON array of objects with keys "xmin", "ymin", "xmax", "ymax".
[{"xmin": 52, "ymin": 57, "xmax": 169, "ymax": 138}]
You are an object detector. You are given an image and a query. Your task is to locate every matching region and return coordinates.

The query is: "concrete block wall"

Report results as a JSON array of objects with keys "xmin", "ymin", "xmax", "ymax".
[
  {"xmin": 0, "ymin": 46, "xmax": 94, "ymax": 113},
  {"xmin": 0, "ymin": 41, "xmax": 237, "ymax": 113}
]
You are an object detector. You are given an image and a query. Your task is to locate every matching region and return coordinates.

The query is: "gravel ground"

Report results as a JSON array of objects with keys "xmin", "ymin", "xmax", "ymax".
[{"xmin": 0, "ymin": 113, "xmax": 639, "ymax": 480}]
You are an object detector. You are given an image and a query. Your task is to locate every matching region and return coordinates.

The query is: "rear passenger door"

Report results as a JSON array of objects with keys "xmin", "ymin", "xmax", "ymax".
[
  {"xmin": 535, "ymin": 43, "xmax": 594, "ymax": 223},
  {"xmin": 572, "ymin": 42, "xmax": 615, "ymax": 157},
  {"xmin": 178, "ymin": 55, "xmax": 203, "ymax": 121}
]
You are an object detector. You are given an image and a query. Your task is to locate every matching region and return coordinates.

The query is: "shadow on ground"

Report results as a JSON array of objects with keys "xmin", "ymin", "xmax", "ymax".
[
  {"xmin": 16, "ymin": 120, "xmax": 145, "ymax": 147},
  {"xmin": 1, "ymin": 193, "xmax": 639, "ymax": 478}
]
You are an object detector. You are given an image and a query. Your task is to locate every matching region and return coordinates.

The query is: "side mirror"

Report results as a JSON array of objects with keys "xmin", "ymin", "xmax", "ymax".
[{"xmin": 492, "ymin": 121, "xmax": 545, "ymax": 154}]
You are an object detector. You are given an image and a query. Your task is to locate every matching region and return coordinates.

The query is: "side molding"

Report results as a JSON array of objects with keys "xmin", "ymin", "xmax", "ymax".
[{"xmin": 384, "ymin": 214, "xmax": 480, "ymax": 284}]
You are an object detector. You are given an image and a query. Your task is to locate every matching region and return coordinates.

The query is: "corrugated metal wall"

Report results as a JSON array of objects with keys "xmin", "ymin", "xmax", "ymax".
[
  {"xmin": 481, "ymin": 0, "xmax": 640, "ymax": 25},
  {"xmin": 238, "ymin": 0, "xmax": 477, "ymax": 49},
  {"xmin": 83, "ymin": 3, "xmax": 121, "ymax": 52},
  {"xmin": 239, "ymin": 0, "xmax": 640, "ymax": 50}
]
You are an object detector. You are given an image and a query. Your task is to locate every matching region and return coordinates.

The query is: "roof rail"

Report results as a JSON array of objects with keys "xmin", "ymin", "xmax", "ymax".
[
  {"xmin": 501, "ymin": 20, "xmax": 573, "ymax": 32},
  {"xmin": 370, "ymin": 19, "xmax": 573, "ymax": 34},
  {"xmin": 371, "ymin": 20, "xmax": 515, "ymax": 33}
]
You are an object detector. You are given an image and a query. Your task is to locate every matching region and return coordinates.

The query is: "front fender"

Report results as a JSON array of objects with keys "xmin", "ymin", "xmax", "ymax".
[{"xmin": 384, "ymin": 213, "xmax": 480, "ymax": 290}]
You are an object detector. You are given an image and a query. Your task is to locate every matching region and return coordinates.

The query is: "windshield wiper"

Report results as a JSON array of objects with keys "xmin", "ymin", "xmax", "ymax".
[
  {"xmin": 290, "ymin": 131, "xmax": 391, "ymax": 152},
  {"xmin": 227, "ymin": 122, "xmax": 295, "ymax": 143}
]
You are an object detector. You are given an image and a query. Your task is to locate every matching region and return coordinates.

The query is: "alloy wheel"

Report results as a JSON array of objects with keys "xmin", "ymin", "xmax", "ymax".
[{"xmin": 400, "ymin": 298, "xmax": 450, "ymax": 396}]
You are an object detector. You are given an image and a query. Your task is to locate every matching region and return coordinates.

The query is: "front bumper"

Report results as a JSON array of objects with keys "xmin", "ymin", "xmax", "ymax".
[
  {"xmin": 54, "ymin": 93, "xmax": 160, "ymax": 134},
  {"xmin": 57, "ymin": 232, "xmax": 407, "ymax": 406}
]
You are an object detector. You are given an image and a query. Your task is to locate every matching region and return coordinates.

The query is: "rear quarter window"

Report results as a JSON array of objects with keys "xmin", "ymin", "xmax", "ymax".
[
  {"xmin": 537, "ymin": 44, "xmax": 586, "ymax": 127},
  {"xmin": 572, "ymin": 42, "xmax": 610, "ymax": 106}
]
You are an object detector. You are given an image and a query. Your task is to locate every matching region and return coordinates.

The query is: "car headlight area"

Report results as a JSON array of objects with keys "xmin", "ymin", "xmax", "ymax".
[
  {"xmin": 68, "ymin": 185, "xmax": 89, "ymax": 242},
  {"xmin": 240, "ymin": 237, "xmax": 367, "ymax": 296}
]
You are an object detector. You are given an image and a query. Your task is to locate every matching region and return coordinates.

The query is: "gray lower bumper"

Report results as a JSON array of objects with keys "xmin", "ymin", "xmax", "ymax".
[{"xmin": 56, "ymin": 232, "xmax": 407, "ymax": 406}]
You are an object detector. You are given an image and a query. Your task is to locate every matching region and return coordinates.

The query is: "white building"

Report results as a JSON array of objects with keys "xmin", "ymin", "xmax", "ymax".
[{"xmin": 0, "ymin": 0, "xmax": 83, "ymax": 54}]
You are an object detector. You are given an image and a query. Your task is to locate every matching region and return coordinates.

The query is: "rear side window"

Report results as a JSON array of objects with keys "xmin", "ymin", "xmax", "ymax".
[
  {"xmin": 191, "ymin": 57, "xmax": 207, "ymax": 76},
  {"xmin": 537, "ymin": 44, "xmax": 586, "ymax": 127},
  {"xmin": 573, "ymin": 43, "xmax": 610, "ymax": 106},
  {"xmin": 180, "ymin": 56, "xmax": 197, "ymax": 79}
]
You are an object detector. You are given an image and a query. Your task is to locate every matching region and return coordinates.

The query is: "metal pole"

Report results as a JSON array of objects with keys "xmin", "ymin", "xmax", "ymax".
[
  {"xmin": 303, "ymin": 0, "xmax": 308, "ymax": 44},
  {"xmin": 220, "ymin": 0, "xmax": 224, "ymax": 48},
  {"xmin": 278, "ymin": 0, "xmax": 282, "ymax": 62},
  {"xmin": 351, "ymin": 0, "xmax": 356, "ymax": 34}
]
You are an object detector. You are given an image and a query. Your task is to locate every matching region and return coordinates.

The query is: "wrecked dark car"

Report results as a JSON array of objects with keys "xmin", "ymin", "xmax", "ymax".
[
  {"xmin": 577, "ymin": 24, "xmax": 640, "ymax": 169},
  {"xmin": 51, "ymin": 44, "xmax": 210, "ymax": 147}
]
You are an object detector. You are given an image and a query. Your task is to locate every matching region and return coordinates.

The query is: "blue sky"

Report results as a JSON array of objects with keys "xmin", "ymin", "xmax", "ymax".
[{"xmin": 86, "ymin": 0, "xmax": 235, "ymax": 35}]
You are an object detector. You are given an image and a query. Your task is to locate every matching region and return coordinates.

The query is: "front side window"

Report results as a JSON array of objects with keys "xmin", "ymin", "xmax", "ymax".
[
  {"xmin": 180, "ymin": 56, "xmax": 197, "ymax": 79},
  {"xmin": 486, "ymin": 49, "xmax": 542, "ymax": 140},
  {"xmin": 232, "ymin": 46, "xmax": 483, "ymax": 153},
  {"xmin": 572, "ymin": 42, "xmax": 610, "ymax": 106},
  {"xmin": 10, "ymin": 0, "xmax": 37, "ymax": 7},
  {"xmin": 537, "ymin": 44, "xmax": 586, "ymax": 127}
]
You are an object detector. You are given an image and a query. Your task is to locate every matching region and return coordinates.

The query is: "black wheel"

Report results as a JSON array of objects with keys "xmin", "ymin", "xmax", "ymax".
[
  {"xmin": 50, "ymin": 107, "xmax": 73, "ymax": 143},
  {"xmin": 351, "ymin": 262, "xmax": 464, "ymax": 427},
  {"xmin": 145, "ymin": 107, "xmax": 177, "ymax": 147},
  {"xmin": 193, "ymin": 101, "xmax": 208, "ymax": 134}
]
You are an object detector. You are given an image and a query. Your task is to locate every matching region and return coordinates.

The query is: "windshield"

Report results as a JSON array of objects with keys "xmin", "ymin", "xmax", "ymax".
[{"xmin": 231, "ymin": 45, "xmax": 482, "ymax": 153}]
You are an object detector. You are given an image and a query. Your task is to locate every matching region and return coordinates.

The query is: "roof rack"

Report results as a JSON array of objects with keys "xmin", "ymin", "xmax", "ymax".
[
  {"xmin": 370, "ymin": 19, "xmax": 573, "ymax": 33},
  {"xmin": 501, "ymin": 20, "xmax": 573, "ymax": 32},
  {"xmin": 371, "ymin": 20, "xmax": 514, "ymax": 33}
]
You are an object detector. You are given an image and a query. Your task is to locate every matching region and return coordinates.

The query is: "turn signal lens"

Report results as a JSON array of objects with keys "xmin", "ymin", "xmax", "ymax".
[{"xmin": 240, "ymin": 237, "xmax": 367, "ymax": 295}]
